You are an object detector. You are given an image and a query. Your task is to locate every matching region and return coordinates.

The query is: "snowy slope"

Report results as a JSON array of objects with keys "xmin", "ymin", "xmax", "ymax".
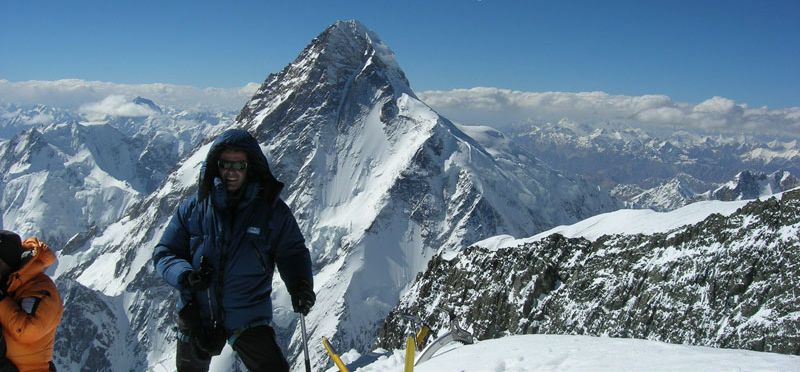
[
  {"xmin": 473, "ymin": 196, "xmax": 753, "ymax": 251},
  {"xmin": 0, "ymin": 103, "xmax": 81, "ymax": 139},
  {"xmin": 0, "ymin": 124, "xmax": 141, "ymax": 248},
  {"xmin": 352, "ymin": 335, "xmax": 800, "ymax": 372}
]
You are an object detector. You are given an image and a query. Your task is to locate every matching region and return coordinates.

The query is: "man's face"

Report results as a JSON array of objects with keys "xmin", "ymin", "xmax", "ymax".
[{"xmin": 218, "ymin": 150, "xmax": 248, "ymax": 193}]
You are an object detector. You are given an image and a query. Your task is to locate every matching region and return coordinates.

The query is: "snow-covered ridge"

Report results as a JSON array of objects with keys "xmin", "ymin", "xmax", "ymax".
[{"xmin": 474, "ymin": 189, "xmax": 797, "ymax": 252}]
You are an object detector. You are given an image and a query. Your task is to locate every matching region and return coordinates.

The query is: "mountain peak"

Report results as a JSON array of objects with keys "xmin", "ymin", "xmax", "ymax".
[
  {"xmin": 133, "ymin": 96, "xmax": 162, "ymax": 114},
  {"xmin": 320, "ymin": 19, "xmax": 401, "ymax": 71},
  {"xmin": 327, "ymin": 19, "xmax": 369, "ymax": 39},
  {"xmin": 300, "ymin": 19, "xmax": 409, "ymax": 93},
  {"xmin": 237, "ymin": 19, "xmax": 412, "ymax": 127}
]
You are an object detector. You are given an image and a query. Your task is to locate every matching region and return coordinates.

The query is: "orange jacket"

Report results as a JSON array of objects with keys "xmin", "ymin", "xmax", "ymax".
[{"xmin": 0, "ymin": 238, "xmax": 62, "ymax": 372}]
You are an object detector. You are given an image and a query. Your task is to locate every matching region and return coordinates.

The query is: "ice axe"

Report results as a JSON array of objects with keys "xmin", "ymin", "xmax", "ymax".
[{"xmin": 300, "ymin": 314, "xmax": 312, "ymax": 372}]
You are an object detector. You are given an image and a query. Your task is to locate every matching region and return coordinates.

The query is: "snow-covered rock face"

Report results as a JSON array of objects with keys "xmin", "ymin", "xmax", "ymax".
[
  {"xmin": 0, "ymin": 103, "xmax": 82, "ymax": 139},
  {"xmin": 0, "ymin": 101, "xmax": 229, "ymax": 249},
  {"xmin": 379, "ymin": 189, "xmax": 800, "ymax": 356},
  {"xmin": 613, "ymin": 170, "xmax": 799, "ymax": 212},
  {"xmin": 0, "ymin": 124, "xmax": 141, "ymax": 248},
  {"xmin": 712, "ymin": 170, "xmax": 799, "ymax": 201},
  {"xmin": 617, "ymin": 174, "xmax": 707, "ymax": 211}
]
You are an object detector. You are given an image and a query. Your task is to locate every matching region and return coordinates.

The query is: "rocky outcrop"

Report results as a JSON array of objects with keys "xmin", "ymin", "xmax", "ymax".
[{"xmin": 379, "ymin": 189, "xmax": 800, "ymax": 355}]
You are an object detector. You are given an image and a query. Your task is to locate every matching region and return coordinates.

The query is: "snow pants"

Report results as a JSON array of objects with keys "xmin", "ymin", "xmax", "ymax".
[{"xmin": 177, "ymin": 324, "xmax": 289, "ymax": 372}]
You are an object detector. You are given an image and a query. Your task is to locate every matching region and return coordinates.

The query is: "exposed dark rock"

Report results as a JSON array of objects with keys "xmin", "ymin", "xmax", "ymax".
[{"xmin": 379, "ymin": 190, "xmax": 800, "ymax": 355}]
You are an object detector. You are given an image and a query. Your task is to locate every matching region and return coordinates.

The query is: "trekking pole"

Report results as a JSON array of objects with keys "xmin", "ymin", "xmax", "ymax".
[{"xmin": 300, "ymin": 314, "xmax": 312, "ymax": 372}]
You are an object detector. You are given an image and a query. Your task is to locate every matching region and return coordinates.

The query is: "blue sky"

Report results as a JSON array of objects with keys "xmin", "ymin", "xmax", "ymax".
[{"xmin": 2, "ymin": 0, "xmax": 798, "ymax": 108}]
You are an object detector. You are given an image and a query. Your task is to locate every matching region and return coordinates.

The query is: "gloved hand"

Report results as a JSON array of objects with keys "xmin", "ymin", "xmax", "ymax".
[
  {"xmin": 177, "ymin": 300, "xmax": 203, "ymax": 337},
  {"xmin": 177, "ymin": 300, "xmax": 225, "ymax": 356},
  {"xmin": 182, "ymin": 257, "xmax": 213, "ymax": 292},
  {"xmin": 290, "ymin": 280, "xmax": 316, "ymax": 315},
  {"xmin": 195, "ymin": 325, "xmax": 226, "ymax": 356}
]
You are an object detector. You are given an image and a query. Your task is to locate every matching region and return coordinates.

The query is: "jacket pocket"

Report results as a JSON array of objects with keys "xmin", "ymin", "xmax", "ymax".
[{"xmin": 248, "ymin": 237, "xmax": 270, "ymax": 274}]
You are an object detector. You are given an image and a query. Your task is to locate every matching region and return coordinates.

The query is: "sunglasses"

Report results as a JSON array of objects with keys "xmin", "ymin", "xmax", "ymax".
[{"xmin": 218, "ymin": 160, "xmax": 248, "ymax": 171}]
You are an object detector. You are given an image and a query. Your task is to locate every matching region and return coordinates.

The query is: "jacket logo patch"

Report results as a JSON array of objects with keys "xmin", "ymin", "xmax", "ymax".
[{"xmin": 246, "ymin": 227, "xmax": 260, "ymax": 235}]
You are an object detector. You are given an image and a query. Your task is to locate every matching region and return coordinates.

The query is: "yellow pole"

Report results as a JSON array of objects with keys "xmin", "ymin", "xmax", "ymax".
[
  {"xmin": 322, "ymin": 336, "xmax": 350, "ymax": 372},
  {"xmin": 404, "ymin": 335, "xmax": 416, "ymax": 372}
]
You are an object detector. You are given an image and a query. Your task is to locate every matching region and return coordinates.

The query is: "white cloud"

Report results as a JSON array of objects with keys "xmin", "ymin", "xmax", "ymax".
[
  {"xmin": 693, "ymin": 96, "xmax": 737, "ymax": 114},
  {"xmin": 79, "ymin": 95, "xmax": 157, "ymax": 119},
  {"xmin": 0, "ymin": 79, "xmax": 258, "ymax": 112},
  {"xmin": 419, "ymin": 87, "xmax": 800, "ymax": 139},
  {"xmin": 635, "ymin": 107, "xmax": 686, "ymax": 124}
]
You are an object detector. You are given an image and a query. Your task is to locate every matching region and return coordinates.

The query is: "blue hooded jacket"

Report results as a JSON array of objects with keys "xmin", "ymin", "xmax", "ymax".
[{"xmin": 153, "ymin": 129, "xmax": 313, "ymax": 333}]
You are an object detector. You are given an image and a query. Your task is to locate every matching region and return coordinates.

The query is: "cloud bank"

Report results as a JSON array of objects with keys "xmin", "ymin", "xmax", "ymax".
[
  {"xmin": 1, "ymin": 80, "xmax": 797, "ymax": 139},
  {"xmin": 419, "ymin": 88, "xmax": 800, "ymax": 139},
  {"xmin": 0, "ymin": 79, "xmax": 259, "ymax": 112}
]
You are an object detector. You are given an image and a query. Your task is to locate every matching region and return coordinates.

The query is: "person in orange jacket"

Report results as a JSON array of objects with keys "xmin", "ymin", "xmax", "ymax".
[{"xmin": 0, "ymin": 231, "xmax": 62, "ymax": 372}]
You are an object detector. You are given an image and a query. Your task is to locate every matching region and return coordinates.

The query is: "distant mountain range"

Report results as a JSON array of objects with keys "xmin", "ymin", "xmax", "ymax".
[
  {"xmin": 0, "ymin": 100, "xmax": 232, "ymax": 249},
  {"xmin": 503, "ymin": 121, "xmax": 798, "ymax": 211},
  {"xmin": 513, "ymin": 120, "xmax": 798, "ymax": 187}
]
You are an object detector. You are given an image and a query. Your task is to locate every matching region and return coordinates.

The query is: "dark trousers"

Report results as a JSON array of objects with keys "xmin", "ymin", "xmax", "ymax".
[{"xmin": 177, "ymin": 325, "xmax": 289, "ymax": 372}]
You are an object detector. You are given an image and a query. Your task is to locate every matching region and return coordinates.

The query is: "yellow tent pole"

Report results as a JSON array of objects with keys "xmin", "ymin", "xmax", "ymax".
[
  {"xmin": 404, "ymin": 335, "xmax": 416, "ymax": 372},
  {"xmin": 322, "ymin": 336, "xmax": 349, "ymax": 372}
]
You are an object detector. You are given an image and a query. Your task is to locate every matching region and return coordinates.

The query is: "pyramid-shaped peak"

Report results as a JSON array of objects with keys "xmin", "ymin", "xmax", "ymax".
[
  {"xmin": 312, "ymin": 19, "xmax": 404, "ymax": 79},
  {"xmin": 237, "ymin": 20, "xmax": 413, "ymax": 126}
]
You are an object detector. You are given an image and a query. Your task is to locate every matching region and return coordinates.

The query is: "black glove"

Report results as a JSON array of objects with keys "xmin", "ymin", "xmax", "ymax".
[
  {"xmin": 177, "ymin": 300, "xmax": 225, "ymax": 356},
  {"xmin": 195, "ymin": 325, "xmax": 226, "ymax": 356},
  {"xmin": 177, "ymin": 300, "xmax": 203, "ymax": 337},
  {"xmin": 290, "ymin": 280, "xmax": 315, "ymax": 315},
  {"xmin": 182, "ymin": 257, "xmax": 213, "ymax": 292}
]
